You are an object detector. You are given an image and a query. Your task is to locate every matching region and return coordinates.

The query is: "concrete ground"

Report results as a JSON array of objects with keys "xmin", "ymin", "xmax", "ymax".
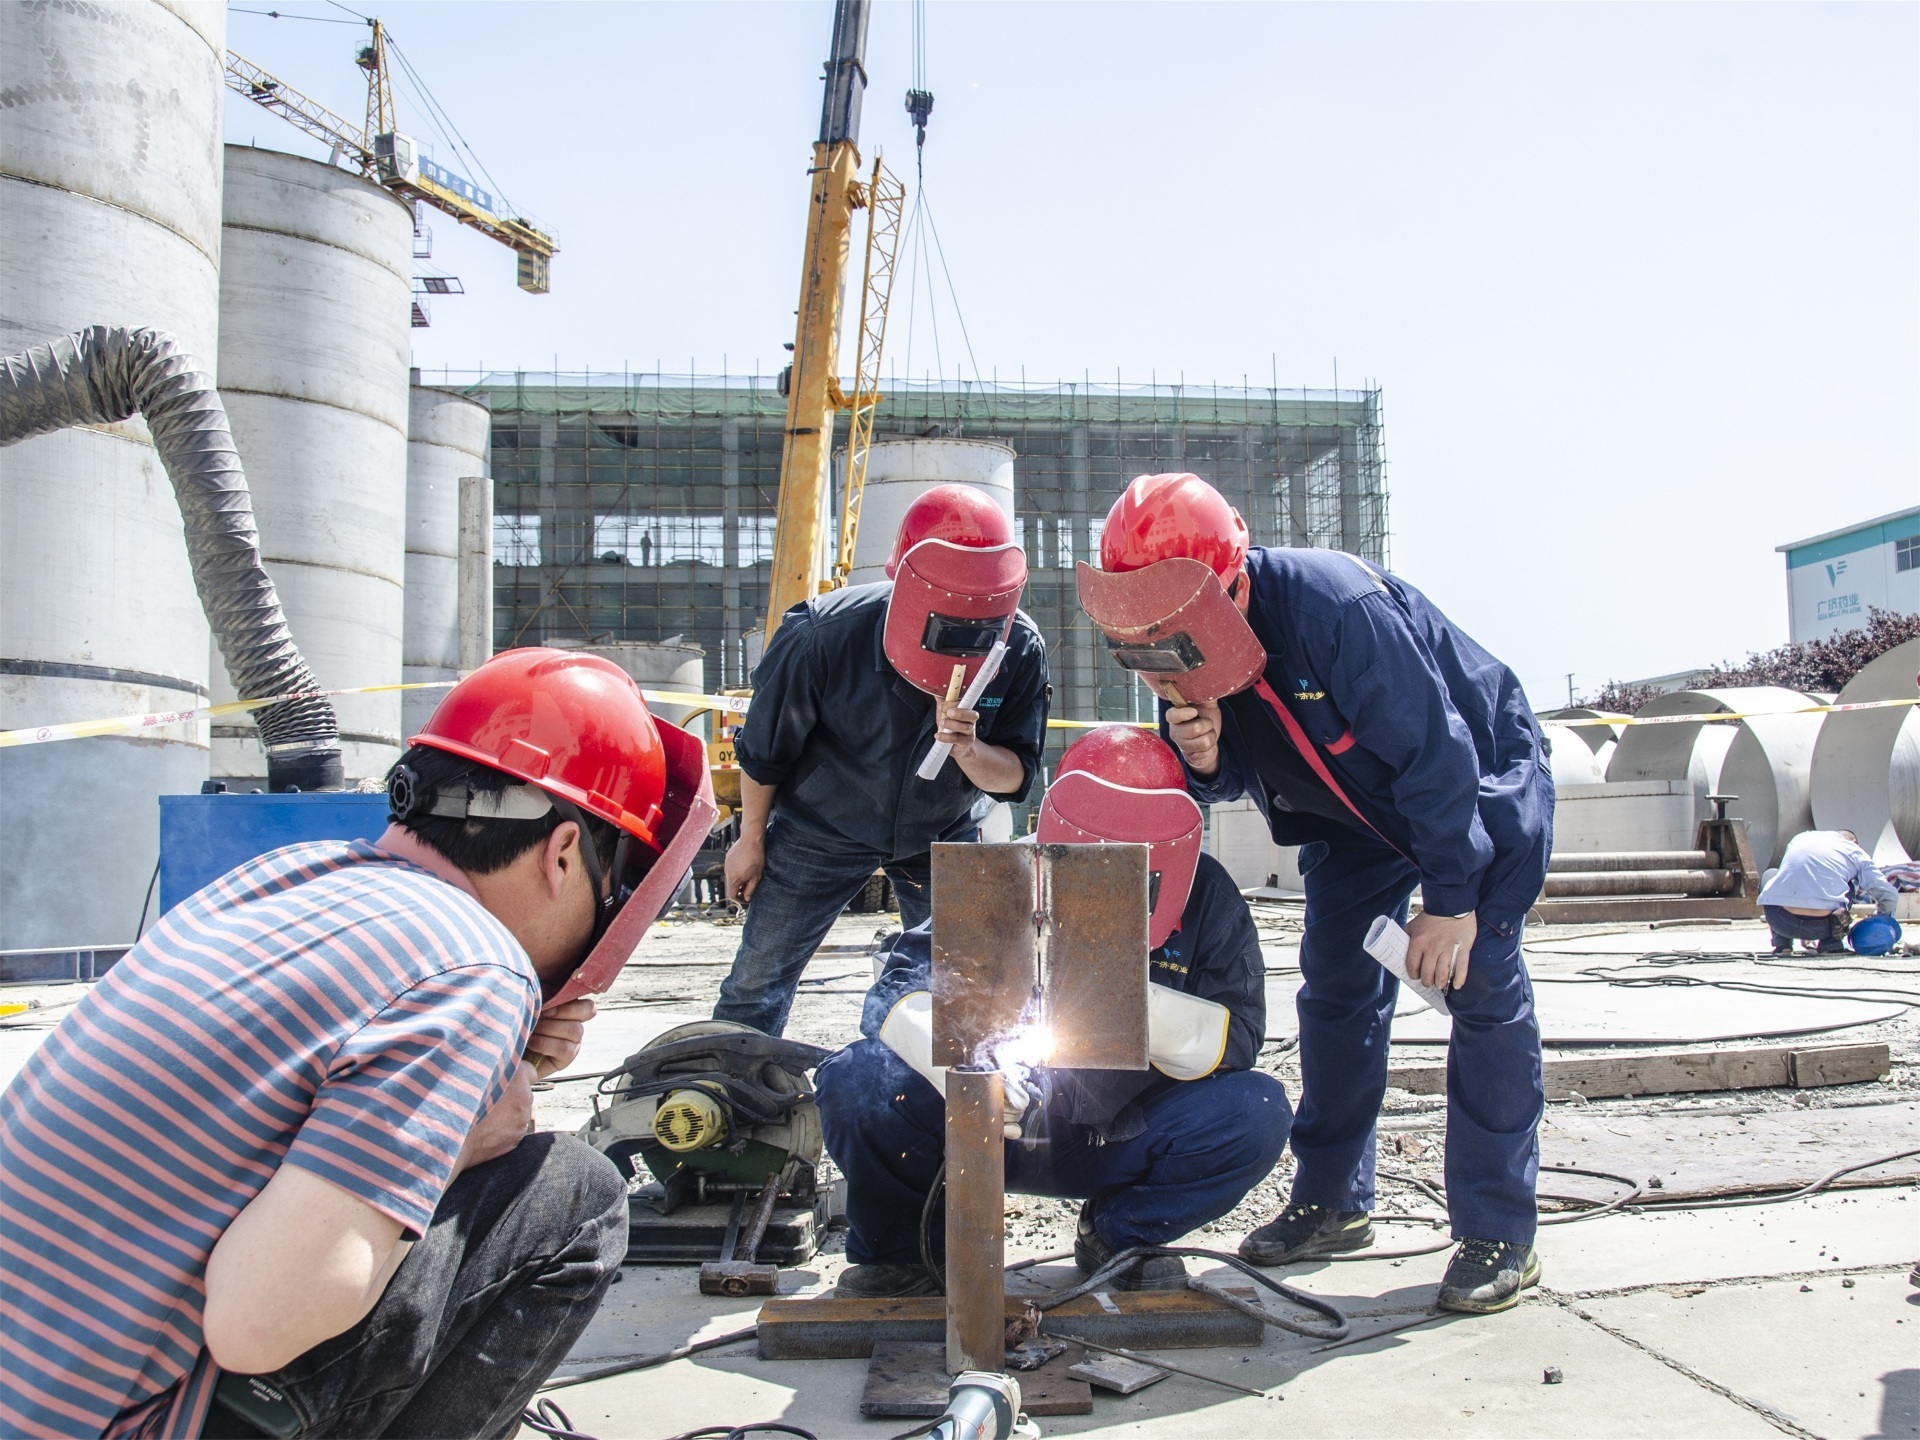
[
  {"xmin": 513, "ymin": 910, "xmax": 1920, "ymax": 1440},
  {"xmin": 3, "ymin": 910, "xmax": 1916, "ymax": 1438}
]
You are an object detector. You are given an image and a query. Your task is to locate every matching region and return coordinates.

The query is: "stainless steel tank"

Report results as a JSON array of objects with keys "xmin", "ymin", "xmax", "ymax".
[
  {"xmin": 215, "ymin": 145, "xmax": 413, "ymax": 786},
  {"xmin": 403, "ymin": 385, "xmax": 490, "ymax": 739},
  {"xmin": 839, "ymin": 438, "xmax": 1016, "ymax": 585},
  {"xmin": 0, "ymin": 0, "xmax": 226, "ymax": 947}
]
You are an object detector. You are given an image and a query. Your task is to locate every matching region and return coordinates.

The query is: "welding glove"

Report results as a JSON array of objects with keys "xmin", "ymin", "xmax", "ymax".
[
  {"xmin": 1147, "ymin": 985, "xmax": 1232, "ymax": 1081},
  {"xmin": 878, "ymin": 990, "xmax": 1030, "ymax": 1138}
]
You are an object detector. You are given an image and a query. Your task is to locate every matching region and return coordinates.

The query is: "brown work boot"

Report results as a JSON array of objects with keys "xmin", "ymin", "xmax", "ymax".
[
  {"xmin": 1074, "ymin": 1200, "xmax": 1187, "ymax": 1291},
  {"xmin": 835, "ymin": 1262, "xmax": 938, "ymax": 1298}
]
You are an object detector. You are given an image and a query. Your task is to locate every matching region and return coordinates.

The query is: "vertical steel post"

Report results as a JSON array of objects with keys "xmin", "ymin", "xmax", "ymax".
[{"xmin": 944, "ymin": 1068, "xmax": 1005, "ymax": 1375}]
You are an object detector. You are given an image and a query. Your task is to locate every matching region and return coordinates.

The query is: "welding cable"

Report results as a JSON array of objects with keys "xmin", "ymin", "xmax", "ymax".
[
  {"xmin": 662, "ymin": 1427, "xmax": 820, "ymax": 1440},
  {"xmin": 1032, "ymin": 1246, "xmax": 1350, "ymax": 1341},
  {"xmin": 538, "ymin": 1325, "xmax": 759, "ymax": 1391},
  {"xmin": 1629, "ymin": 1146, "xmax": 1920, "ymax": 1213},
  {"xmin": 519, "ymin": 1400, "xmax": 599, "ymax": 1440}
]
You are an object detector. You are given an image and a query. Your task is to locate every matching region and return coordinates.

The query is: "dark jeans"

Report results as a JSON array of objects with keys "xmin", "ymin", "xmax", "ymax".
[
  {"xmin": 814, "ymin": 1038, "xmax": 1293, "ymax": 1265},
  {"xmin": 1764, "ymin": 905, "xmax": 1848, "ymax": 953},
  {"xmin": 713, "ymin": 817, "xmax": 935, "ymax": 1036},
  {"xmin": 203, "ymin": 1133, "xmax": 627, "ymax": 1440},
  {"xmin": 1289, "ymin": 839, "xmax": 1545, "ymax": 1246}
]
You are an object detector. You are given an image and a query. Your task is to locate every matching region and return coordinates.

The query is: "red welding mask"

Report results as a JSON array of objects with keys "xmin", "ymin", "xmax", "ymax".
[
  {"xmin": 546, "ymin": 716, "xmax": 718, "ymax": 1007},
  {"xmin": 882, "ymin": 538, "xmax": 1028, "ymax": 696},
  {"xmin": 1075, "ymin": 556, "xmax": 1267, "ymax": 704},
  {"xmin": 1037, "ymin": 725, "xmax": 1204, "ymax": 949}
]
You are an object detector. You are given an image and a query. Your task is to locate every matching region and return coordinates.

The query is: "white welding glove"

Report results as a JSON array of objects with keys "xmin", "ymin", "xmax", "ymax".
[
  {"xmin": 878, "ymin": 990, "xmax": 1028, "ymax": 1138},
  {"xmin": 1147, "ymin": 985, "xmax": 1232, "ymax": 1081}
]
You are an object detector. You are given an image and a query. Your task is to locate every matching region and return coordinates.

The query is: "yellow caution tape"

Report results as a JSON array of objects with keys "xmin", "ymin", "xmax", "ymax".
[
  {"xmin": 6, "ymin": 680, "xmax": 1913, "ymax": 751},
  {"xmin": 1552, "ymin": 697, "xmax": 1919, "ymax": 728},
  {"xmin": 0, "ymin": 681, "xmax": 751, "ymax": 750}
]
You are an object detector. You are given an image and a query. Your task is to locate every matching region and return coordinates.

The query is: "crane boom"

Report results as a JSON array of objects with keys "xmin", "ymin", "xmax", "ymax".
[
  {"xmin": 764, "ymin": 0, "xmax": 871, "ymax": 642},
  {"xmin": 224, "ymin": 22, "xmax": 558, "ymax": 294},
  {"xmin": 834, "ymin": 156, "xmax": 905, "ymax": 588}
]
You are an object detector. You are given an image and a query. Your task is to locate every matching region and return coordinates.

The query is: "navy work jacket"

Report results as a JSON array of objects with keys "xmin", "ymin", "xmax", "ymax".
[
  {"xmin": 1167, "ymin": 547, "xmax": 1552, "ymax": 922},
  {"xmin": 857, "ymin": 852, "xmax": 1265, "ymax": 1140},
  {"xmin": 736, "ymin": 583, "xmax": 1050, "ymax": 862}
]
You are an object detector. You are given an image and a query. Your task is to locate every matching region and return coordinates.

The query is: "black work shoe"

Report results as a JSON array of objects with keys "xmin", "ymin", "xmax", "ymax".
[
  {"xmin": 1436, "ymin": 1239, "xmax": 1541, "ymax": 1314},
  {"xmin": 1074, "ymin": 1200, "xmax": 1187, "ymax": 1291},
  {"xmin": 835, "ymin": 1262, "xmax": 938, "ymax": 1298},
  {"xmin": 1238, "ymin": 1202, "xmax": 1374, "ymax": 1267},
  {"xmin": 1769, "ymin": 944, "xmax": 1794, "ymax": 957}
]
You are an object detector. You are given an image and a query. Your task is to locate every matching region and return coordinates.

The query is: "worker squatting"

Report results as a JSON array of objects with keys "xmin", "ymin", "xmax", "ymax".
[{"xmin": 9, "ymin": 470, "xmax": 1780, "ymax": 1435}]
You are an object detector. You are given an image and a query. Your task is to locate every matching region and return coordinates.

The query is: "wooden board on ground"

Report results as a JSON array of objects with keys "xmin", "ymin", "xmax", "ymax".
[
  {"xmin": 1537, "ymin": 1099, "xmax": 1920, "ymax": 1205},
  {"xmin": 1387, "ymin": 1043, "xmax": 1890, "ymax": 1102},
  {"xmin": 860, "ymin": 1340, "xmax": 1093, "ymax": 1417},
  {"xmin": 758, "ymin": 1288, "xmax": 1265, "ymax": 1359}
]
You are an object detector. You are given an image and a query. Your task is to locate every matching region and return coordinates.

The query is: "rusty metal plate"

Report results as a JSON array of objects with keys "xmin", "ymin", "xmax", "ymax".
[
  {"xmin": 931, "ymin": 842, "xmax": 1036, "ymax": 1066},
  {"xmin": 1039, "ymin": 843, "xmax": 1150, "ymax": 1071}
]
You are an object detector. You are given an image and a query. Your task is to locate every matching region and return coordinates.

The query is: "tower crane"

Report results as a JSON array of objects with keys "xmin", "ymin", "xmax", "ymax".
[
  {"xmin": 226, "ymin": 19, "xmax": 558, "ymax": 294},
  {"xmin": 764, "ymin": 0, "xmax": 906, "ymax": 642}
]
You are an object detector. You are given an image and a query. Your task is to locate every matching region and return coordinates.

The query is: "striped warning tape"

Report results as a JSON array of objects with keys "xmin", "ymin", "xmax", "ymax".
[
  {"xmin": 3, "ymin": 682, "xmax": 1913, "ymax": 751},
  {"xmin": 1555, "ymin": 697, "xmax": 1919, "ymax": 728}
]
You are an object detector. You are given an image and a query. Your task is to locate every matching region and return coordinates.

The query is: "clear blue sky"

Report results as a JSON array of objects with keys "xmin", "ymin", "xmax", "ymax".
[{"xmin": 225, "ymin": 1, "xmax": 1918, "ymax": 709}]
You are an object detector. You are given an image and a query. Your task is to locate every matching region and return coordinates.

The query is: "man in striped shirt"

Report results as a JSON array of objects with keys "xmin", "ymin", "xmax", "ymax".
[{"xmin": 1, "ymin": 651, "xmax": 702, "ymax": 1438}]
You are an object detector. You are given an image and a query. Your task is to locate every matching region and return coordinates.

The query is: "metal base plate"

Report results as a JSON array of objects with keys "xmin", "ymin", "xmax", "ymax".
[
  {"xmin": 859, "ymin": 1341, "xmax": 1093, "ymax": 1417},
  {"xmin": 624, "ymin": 1193, "xmax": 825, "ymax": 1266}
]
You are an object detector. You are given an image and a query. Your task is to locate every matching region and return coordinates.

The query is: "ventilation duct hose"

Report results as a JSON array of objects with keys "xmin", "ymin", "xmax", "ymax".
[{"xmin": 0, "ymin": 326, "xmax": 343, "ymax": 791}]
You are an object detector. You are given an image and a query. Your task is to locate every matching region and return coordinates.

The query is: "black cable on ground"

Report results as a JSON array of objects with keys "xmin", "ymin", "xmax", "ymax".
[
  {"xmin": 919, "ymin": 1160, "xmax": 947, "ymax": 1293},
  {"xmin": 663, "ymin": 1427, "xmax": 820, "ymax": 1440},
  {"xmin": 1031, "ymin": 1245, "xmax": 1350, "ymax": 1341},
  {"xmin": 520, "ymin": 1400, "xmax": 598, "ymax": 1440},
  {"xmin": 1630, "ymin": 1146, "xmax": 1920, "ymax": 1213},
  {"xmin": 539, "ymin": 1325, "xmax": 759, "ymax": 1391}
]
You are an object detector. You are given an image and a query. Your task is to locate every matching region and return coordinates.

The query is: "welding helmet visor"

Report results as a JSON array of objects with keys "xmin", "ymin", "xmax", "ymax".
[
  {"xmin": 1075, "ymin": 557, "xmax": 1266, "ymax": 704},
  {"xmin": 1037, "ymin": 770, "xmax": 1204, "ymax": 948},
  {"xmin": 545, "ymin": 714, "xmax": 719, "ymax": 1008},
  {"xmin": 883, "ymin": 538, "xmax": 1028, "ymax": 696}
]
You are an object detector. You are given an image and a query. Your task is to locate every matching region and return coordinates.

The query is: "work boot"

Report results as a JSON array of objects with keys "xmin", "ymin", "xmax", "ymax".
[
  {"xmin": 835, "ymin": 1262, "xmax": 938, "ymax": 1298},
  {"xmin": 1238, "ymin": 1202, "xmax": 1374, "ymax": 1266},
  {"xmin": 1436, "ymin": 1239, "xmax": 1541, "ymax": 1314},
  {"xmin": 1074, "ymin": 1200, "xmax": 1187, "ymax": 1291}
]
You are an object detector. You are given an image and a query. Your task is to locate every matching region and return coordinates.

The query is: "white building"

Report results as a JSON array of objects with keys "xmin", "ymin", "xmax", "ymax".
[{"xmin": 1776, "ymin": 505, "xmax": 1919, "ymax": 643}]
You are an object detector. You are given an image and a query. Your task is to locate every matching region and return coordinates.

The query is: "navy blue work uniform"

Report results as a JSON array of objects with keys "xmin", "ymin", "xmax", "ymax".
[
  {"xmin": 814, "ymin": 853, "xmax": 1291, "ymax": 1265},
  {"xmin": 714, "ymin": 584, "xmax": 1049, "ymax": 1036},
  {"xmin": 1170, "ymin": 546, "xmax": 1553, "ymax": 1246}
]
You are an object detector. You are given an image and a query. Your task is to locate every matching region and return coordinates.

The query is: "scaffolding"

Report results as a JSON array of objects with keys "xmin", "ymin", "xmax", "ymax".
[{"xmin": 465, "ymin": 368, "xmax": 1389, "ymax": 770}]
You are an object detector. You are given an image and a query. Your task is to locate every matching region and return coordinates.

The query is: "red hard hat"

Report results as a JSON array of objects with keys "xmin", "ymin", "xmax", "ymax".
[
  {"xmin": 885, "ymin": 483, "xmax": 1014, "ymax": 579},
  {"xmin": 1039, "ymin": 724, "xmax": 1203, "ymax": 948},
  {"xmin": 1056, "ymin": 724, "xmax": 1187, "ymax": 793},
  {"xmin": 1099, "ymin": 473, "xmax": 1249, "ymax": 582},
  {"xmin": 412, "ymin": 648, "xmax": 668, "ymax": 850}
]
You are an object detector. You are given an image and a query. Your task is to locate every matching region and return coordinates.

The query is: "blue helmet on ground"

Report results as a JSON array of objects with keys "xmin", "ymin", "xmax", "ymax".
[{"xmin": 1849, "ymin": 914, "xmax": 1903, "ymax": 957}]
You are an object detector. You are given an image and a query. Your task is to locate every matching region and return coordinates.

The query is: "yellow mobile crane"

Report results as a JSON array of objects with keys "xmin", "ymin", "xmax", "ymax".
[
  {"xmin": 764, "ymin": 0, "xmax": 906, "ymax": 642},
  {"xmin": 226, "ymin": 19, "xmax": 558, "ymax": 293}
]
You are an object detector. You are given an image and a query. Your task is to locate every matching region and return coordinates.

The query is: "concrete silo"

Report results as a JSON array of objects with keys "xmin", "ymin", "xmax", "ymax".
[
  {"xmin": 403, "ymin": 384, "xmax": 491, "ymax": 739},
  {"xmin": 214, "ymin": 145, "xmax": 413, "ymax": 786},
  {"xmin": 0, "ymin": 0, "xmax": 226, "ymax": 948}
]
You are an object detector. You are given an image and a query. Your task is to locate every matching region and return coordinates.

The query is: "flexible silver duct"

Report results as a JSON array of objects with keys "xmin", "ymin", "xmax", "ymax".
[{"xmin": 0, "ymin": 326, "xmax": 343, "ymax": 790}]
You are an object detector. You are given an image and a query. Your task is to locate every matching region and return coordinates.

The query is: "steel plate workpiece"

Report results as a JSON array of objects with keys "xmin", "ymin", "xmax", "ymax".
[
  {"xmin": 931, "ymin": 843, "xmax": 1037, "ymax": 1066},
  {"xmin": 945, "ymin": 1069, "xmax": 1005, "ymax": 1374},
  {"xmin": 1039, "ymin": 842, "xmax": 1150, "ymax": 1071}
]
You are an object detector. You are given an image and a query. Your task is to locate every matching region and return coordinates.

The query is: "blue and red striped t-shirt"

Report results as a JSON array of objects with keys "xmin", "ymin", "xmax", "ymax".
[{"xmin": 0, "ymin": 840, "xmax": 539, "ymax": 1439}]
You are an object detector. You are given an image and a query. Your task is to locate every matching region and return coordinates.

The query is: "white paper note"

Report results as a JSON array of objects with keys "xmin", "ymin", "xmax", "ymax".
[
  {"xmin": 1363, "ymin": 914, "xmax": 1452, "ymax": 1017},
  {"xmin": 914, "ymin": 639, "xmax": 1009, "ymax": 781}
]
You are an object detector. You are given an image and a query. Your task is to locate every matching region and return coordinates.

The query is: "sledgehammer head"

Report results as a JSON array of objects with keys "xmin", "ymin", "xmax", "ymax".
[{"xmin": 699, "ymin": 1260, "xmax": 780, "ymax": 1297}]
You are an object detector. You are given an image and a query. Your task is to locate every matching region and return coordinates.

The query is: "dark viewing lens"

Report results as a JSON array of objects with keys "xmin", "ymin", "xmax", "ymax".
[
  {"xmin": 922, "ymin": 612, "xmax": 1004, "ymax": 656},
  {"xmin": 1105, "ymin": 631, "xmax": 1205, "ymax": 674}
]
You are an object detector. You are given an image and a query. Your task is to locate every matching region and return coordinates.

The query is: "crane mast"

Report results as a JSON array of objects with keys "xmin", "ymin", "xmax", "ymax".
[
  {"xmin": 764, "ymin": 0, "xmax": 871, "ymax": 642},
  {"xmin": 225, "ymin": 20, "xmax": 558, "ymax": 294}
]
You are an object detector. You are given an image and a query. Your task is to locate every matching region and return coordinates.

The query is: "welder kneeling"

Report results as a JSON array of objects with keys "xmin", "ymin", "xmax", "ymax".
[{"xmin": 814, "ymin": 727, "xmax": 1290, "ymax": 1298}]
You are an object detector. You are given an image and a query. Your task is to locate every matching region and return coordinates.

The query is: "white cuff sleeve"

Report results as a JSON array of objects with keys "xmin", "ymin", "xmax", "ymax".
[
  {"xmin": 1147, "ymin": 985, "xmax": 1232, "ymax": 1081},
  {"xmin": 878, "ymin": 990, "xmax": 948, "ymax": 1096}
]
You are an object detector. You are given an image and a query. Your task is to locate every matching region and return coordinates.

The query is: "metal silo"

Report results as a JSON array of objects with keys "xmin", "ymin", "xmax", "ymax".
[
  {"xmin": 840, "ymin": 438, "xmax": 1017, "ymax": 585},
  {"xmin": 214, "ymin": 145, "xmax": 413, "ymax": 786},
  {"xmin": 0, "ymin": 0, "xmax": 226, "ymax": 949},
  {"xmin": 403, "ymin": 384, "xmax": 491, "ymax": 739}
]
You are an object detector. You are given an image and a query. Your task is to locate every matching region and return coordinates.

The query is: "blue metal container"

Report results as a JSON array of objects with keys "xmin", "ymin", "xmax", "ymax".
[{"xmin": 158, "ymin": 792, "xmax": 392, "ymax": 916}]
